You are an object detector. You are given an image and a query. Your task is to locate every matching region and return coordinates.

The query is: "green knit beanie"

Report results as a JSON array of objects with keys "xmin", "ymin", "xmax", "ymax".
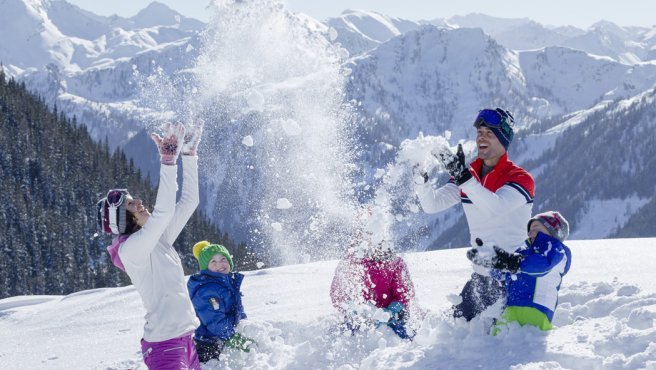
[{"xmin": 197, "ymin": 244, "xmax": 234, "ymax": 272}]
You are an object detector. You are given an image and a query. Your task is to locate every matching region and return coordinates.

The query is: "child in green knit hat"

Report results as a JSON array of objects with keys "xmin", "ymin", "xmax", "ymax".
[
  {"xmin": 194, "ymin": 241, "xmax": 234, "ymax": 273},
  {"xmin": 187, "ymin": 241, "xmax": 254, "ymax": 363}
]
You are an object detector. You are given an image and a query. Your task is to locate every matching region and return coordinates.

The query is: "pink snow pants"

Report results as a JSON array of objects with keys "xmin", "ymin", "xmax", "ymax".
[{"xmin": 141, "ymin": 333, "xmax": 200, "ymax": 370}]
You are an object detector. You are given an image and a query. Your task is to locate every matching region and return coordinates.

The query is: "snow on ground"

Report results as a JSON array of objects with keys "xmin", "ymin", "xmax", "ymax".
[{"xmin": 2, "ymin": 238, "xmax": 656, "ymax": 369}]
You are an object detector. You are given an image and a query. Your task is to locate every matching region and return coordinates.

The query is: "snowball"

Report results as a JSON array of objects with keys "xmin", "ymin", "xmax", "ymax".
[
  {"xmin": 271, "ymin": 222, "xmax": 282, "ymax": 231},
  {"xmin": 279, "ymin": 118, "xmax": 302, "ymax": 136},
  {"xmin": 276, "ymin": 198, "xmax": 293, "ymax": 209},
  {"xmin": 446, "ymin": 293, "xmax": 463, "ymax": 305},
  {"xmin": 372, "ymin": 308, "xmax": 391, "ymax": 323},
  {"xmin": 242, "ymin": 135, "xmax": 254, "ymax": 147},
  {"xmin": 244, "ymin": 89, "xmax": 265, "ymax": 112}
]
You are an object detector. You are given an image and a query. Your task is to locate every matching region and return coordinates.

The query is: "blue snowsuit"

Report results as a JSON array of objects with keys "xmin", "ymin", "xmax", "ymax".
[
  {"xmin": 495, "ymin": 231, "xmax": 572, "ymax": 323},
  {"xmin": 187, "ymin": 270, "xmax": 246, "ymax": 345}
]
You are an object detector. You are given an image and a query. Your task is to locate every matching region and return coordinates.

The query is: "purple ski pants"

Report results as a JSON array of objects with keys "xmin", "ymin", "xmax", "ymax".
[{"xmin": 140, "ymin": 333, "xmax": 200, "ymax": 370}]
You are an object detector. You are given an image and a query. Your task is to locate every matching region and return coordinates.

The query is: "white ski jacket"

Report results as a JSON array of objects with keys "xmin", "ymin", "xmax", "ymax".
[
  {"xmin": 119, "ymin": 156, "xmax": 200, "ymax": 342},
  {"xmin": 415, "ymin": 153, "xmax": 535, "ymax": 252}
]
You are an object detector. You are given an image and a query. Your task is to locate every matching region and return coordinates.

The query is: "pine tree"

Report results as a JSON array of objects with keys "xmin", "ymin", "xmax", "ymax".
[{"xmin": 0, "ymin": 73, "xmax": 251, "ymax": 298}]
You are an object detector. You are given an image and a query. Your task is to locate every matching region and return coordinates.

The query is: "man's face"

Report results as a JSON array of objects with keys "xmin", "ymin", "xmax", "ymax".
[{"xmin": 476, "ymin": 126, "xmax": 506, "ymax": 164}]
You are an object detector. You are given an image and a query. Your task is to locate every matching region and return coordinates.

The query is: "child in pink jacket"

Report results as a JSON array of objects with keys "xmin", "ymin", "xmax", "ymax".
[{"xmin": 330, "ymin": 215, "xmax": 416, "ymax": 339}]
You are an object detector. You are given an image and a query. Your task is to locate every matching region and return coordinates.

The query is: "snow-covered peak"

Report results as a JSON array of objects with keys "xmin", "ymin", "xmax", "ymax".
[
  {"xmin": 348, "ymin": 25, "xmax": 529, "ymax": 143},
  {"xmin": 518, "ymin": 45, "xmax": 656, "ymax": 113},
  {"xmin": 589, "ymin": 19, "xmax": 631, "ymax": 37},
  {"xmin": 0, "ymin": 0, "xmax": 204, "ymax": 72},
  {"xmin": 131, "ymin": 1, "xmax": 182, "ymax": 28},
  {"xmin": 563, "ymin": 22, "xmax": 646, "ymax": 64},
  {"xmin": 549, "ymin": 25, "xmax": 586, "ymax": 38},
  {"xmin": 326, "ymin": 9, "xmax": 421, "ymax": 56},
  {"xmin": 492, "ymin": 19, "xmax": 570, "ymax": 51},
  {"xmin": 442, "ymin": 14, "xmax": 652, "ymax": 63},
  {"xmin": 45, "ymin": 0, "xmax": 109, "ymax": 39},
  {"xmin": 334, "ymin": 9, "xmax": 419, "ymax": 42},
  {"xmin": 448, "ymin": 13, "xmax": 533, "ymax": 35},
  {"xmin": 0, "ymin": 0, "xmax": 76, "ymax": 70}
]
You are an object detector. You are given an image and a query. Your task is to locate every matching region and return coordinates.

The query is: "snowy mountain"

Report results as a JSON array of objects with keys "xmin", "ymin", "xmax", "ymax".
[
  {"xmin": 518, "ymin": 46, "xmax": 656, "ymax": 114},
  {"xmin": 0, "ymin": 0, "xmax": 203, "ymax": 72},
  {"xmin": 345, "ymin": 25, "xmax": 656, "ymax": 146},
  {"xmin": 346, "ymin": 25, "xmax": 531, "ymax": 147},
  {"xmin": 443, "ymin": 13, "xmax": 654, "ymax": 64},
  {"xmin": 325, "ymin": 9, "xmax": 423, "ymax": 56},
  {"xmin": 0, "ymin": 0, "xmax": 202, "ymax": 148},
  {"xmin": 562, "ymin": 21, "xmax": 648, "ymax": 64},
  {"xmin": 3, "ymin": 0, "xmax": 656, "ymax": 252},
  {"xmin": 2, "ymin": 239, "xmax": 656, "ymax": 368}
]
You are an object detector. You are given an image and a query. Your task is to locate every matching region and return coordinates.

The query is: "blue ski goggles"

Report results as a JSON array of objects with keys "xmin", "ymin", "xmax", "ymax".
[{"xmin": 473, "ymin": 109, "xmax": 514, "ymax": 140}]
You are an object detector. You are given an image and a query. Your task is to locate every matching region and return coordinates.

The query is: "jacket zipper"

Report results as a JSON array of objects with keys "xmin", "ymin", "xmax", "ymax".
[{"xmin": 162, "ymin": 345, "xmax": 186, "ymax": 353}]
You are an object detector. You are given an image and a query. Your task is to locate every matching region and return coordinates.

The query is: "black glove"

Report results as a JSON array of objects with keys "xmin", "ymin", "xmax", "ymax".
[
  {"xmin": 491, "ymin": 246, "xmax": 523, "ymax": 273},
  {"xmin": 437, "ymin": 144, "xmax": 472, "ymax": 185},
  {"xmin": 466, "ymin": 243, "xmax": 523, "ymax": 274}
]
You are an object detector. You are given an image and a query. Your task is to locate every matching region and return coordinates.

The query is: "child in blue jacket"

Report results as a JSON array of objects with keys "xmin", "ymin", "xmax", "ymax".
[
  {"xmin": 187, "ymin": 241, "xmax": 252, "ymax": 363},
  {"xmin": 467, "ymin": 211, "xmax": 572, "ymax": 333}
]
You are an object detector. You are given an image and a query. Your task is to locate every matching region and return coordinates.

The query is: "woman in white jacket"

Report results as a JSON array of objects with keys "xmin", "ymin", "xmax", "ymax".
[{"xmin": 98, "ymin": 123, "xmax": 202, "ymax": 370}]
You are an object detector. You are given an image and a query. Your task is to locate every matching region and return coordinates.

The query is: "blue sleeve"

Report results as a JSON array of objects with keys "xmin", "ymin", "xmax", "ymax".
[
  {"xmin": 519, "ymin": 245, "xmax": 565, "ymax": 277},
  {"xmin": 233, "ymin": 273, "xmax": 247, "ymax": 320},
  {"xmin": 237, "ymin": 291, "xmax": 247, "ymax": 320},
  {"xmin": 192, "ymin": 285, "xmax": 237, "ymax": 341}
]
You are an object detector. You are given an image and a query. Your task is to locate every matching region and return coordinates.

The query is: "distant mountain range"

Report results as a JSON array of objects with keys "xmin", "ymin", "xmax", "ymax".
[{"xmin": 2, "ymin": 0, "xmax": 656, "ymax": 249}]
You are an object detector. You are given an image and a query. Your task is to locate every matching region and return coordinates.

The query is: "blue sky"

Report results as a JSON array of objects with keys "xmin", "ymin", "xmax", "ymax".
[{"xmin": 65, "ymin": 0, "xmax": 656, "ymax": 28}]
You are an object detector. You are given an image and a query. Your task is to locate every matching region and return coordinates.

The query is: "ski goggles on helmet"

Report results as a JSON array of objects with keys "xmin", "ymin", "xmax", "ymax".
[
  {"xmin": 473, "ymin": 108, "xmax": 515, "ymax": 140},
  {"xmin": 106, "ymin": 189, "xmax": 129, "ymax": 207}
]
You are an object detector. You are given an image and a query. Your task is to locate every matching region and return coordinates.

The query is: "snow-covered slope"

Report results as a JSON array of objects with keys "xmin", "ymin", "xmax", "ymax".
[
  {"xmin": 520, "ymin": 87, "xmax": 656, "ymax": 240},
  {"xmin": 518, "ymin": 46, "xmax": 656, "ymax": 113},
  {"xmin": 2, "ymin": 238, "xmax": 655, "ymax": 369},
  {"xmin": 0, "ymin": 0, "xmax": 80, "ymax": 71}
]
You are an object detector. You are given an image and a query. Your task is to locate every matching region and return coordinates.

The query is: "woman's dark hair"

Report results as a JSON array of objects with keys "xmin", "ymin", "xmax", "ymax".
[{"xmin": 123, "ymin": 210, "xmax": 142, "ymax": 235}]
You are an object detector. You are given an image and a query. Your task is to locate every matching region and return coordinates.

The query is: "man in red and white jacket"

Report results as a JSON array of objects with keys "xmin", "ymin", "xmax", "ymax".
[{"xmin": 415, "ymin": 108, "xmax": 535, "ymax": 321}]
